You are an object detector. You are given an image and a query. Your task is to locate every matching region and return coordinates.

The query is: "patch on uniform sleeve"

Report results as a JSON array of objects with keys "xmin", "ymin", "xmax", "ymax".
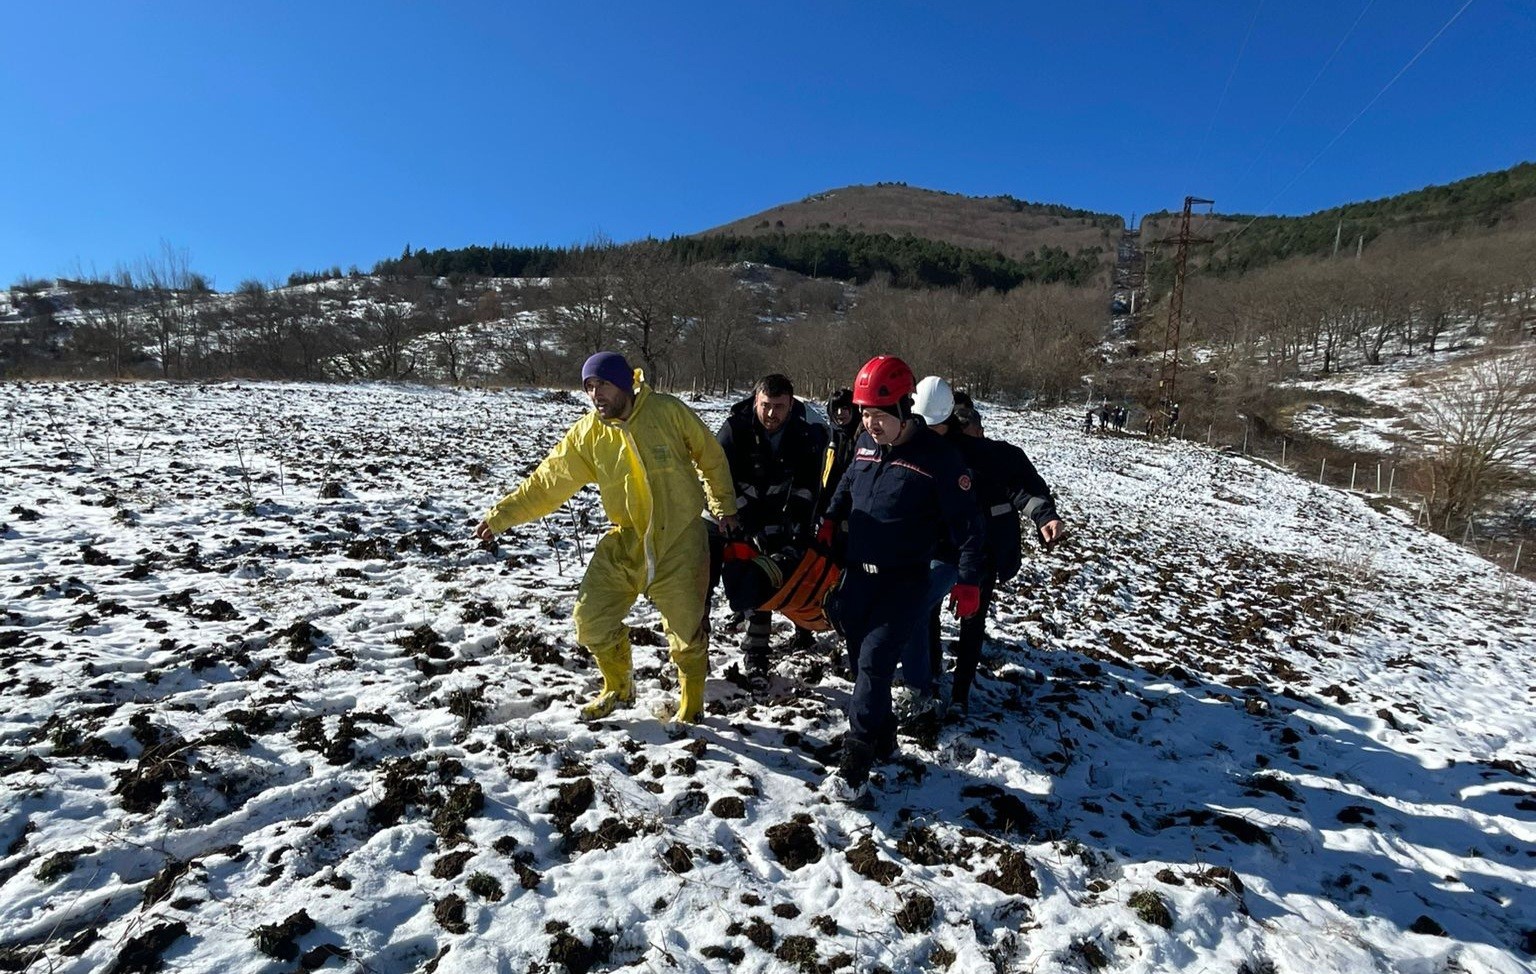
[{"xmin": 958, "ymin": 474, "xmax": 972, "ymax": 491}]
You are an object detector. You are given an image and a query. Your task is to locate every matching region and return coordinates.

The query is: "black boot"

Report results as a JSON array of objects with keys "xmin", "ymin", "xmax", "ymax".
[
  {"xmin": 744, "ymin": 611, "xmax": 772, "ymax": 691},
  {"xmin": 823, "ymin": 737, "xmax": 875, "ymax": 807}
]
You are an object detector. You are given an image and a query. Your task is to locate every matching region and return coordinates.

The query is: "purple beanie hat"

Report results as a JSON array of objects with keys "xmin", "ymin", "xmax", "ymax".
[{"xmin": 581, "ymin": 351, "xmax": 633, "ymax": 391}]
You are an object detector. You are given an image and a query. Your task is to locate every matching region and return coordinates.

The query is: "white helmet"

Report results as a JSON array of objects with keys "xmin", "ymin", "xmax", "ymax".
[{"xmin": 913, "ymin": 376, "xmax": 955, "ymax": 427}]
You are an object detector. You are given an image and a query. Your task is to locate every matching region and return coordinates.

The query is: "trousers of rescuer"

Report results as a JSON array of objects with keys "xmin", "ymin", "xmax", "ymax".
[
  {"xmin": 838, "ymin": 565, "xmax": 933, "ymax": 763},
  {"xmin": 574, "ymin": 518, "xmax": 710, "ymax": 712}
]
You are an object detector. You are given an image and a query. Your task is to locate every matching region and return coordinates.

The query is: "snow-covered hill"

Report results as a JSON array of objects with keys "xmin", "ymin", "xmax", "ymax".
[{"xmin": 2, "ymin": 381, "xmax": 1533, "ymax": 973}]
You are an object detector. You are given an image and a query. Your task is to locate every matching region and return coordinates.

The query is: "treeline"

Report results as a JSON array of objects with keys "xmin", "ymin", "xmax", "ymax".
[
  {"xmin": 4, "ymin": 277, "xmax": 421, "ymax": 382},
  {"xmin": 1118, "ymin": 228, "xmax": 1536, "ymax": 491},
  {"xmin": 994, "ymin": 195, "xmax": 1111, "ymax": 221},
  {"xmin": 866, "ymin": 182, "xmax": 1114, "ymax": 221},
  {"xmin": 374, "ymin": 243, "xmax": 574, "ymax": 281},
  {"xmin": 1182, "ymin": 229, "xmax": 1536, "ymax": 374},
  {"xmin": 665, "ymin": 231, "xmax": 1104, "ymax": 289},
  {"xmin": 5, "ymin": 241, "xmax": 1106, "ymax": 405},
  {"xmin": 505, "ymin": 248, "xmax": 1106, "ymax": 402},
  {"xmin": 1148, "ymin": 160, "xmax": 1536, "ymax": 277},
  {"xmin": 373, "ymin": 231, "xmax": 1105, "ymax": 291}
]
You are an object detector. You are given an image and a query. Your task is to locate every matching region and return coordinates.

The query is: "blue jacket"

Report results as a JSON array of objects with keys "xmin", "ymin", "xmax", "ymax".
[{"xmin": 825, "ymin": 424, "xmax": 984, "ymax": 585}]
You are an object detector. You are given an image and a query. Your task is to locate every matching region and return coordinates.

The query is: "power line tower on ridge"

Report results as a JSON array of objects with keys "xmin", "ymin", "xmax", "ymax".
[{"xmin": 1154, "ymin": 195, "xmax": 1213, "ymax": 436}]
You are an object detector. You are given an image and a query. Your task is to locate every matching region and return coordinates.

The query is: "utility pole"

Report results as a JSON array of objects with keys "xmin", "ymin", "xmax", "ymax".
[{"xmin": 1155, "ymin": 195, "xmax": 1212, "ymax": 435}]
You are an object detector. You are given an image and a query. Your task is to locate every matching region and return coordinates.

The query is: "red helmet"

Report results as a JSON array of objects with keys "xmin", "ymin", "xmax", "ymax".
[{"xmin": 852, "ymin": 355, "xmax": 915, "ymax": 408}]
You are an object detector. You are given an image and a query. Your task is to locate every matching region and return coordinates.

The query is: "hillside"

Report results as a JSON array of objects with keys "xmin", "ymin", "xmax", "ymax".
[
  {"xmin": 2, "ymin": 381, "xmax": 1533, "ymax": 973},
  {"xmin": 1141, "ymin": 161, "xmax": 1536, "ymax": 276},
  {"xmin": 701, "ymin": 183, "xmax": 1122, "ymax": 267}
]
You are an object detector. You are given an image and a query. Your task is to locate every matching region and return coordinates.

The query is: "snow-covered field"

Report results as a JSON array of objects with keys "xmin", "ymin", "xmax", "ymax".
[{"xmin": 2, "ymin": 380, "xmax": 1533, "ymax": 973}]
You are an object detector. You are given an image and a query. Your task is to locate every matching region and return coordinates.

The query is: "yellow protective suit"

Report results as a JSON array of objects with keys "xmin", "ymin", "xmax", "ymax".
[{"xmin": 483, "ymin": 373, "xmax": 736, "ymax": 722}]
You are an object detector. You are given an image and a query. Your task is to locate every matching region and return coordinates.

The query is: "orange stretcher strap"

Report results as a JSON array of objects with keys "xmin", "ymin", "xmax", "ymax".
[{"xmin": 760, "ymin": 542, "xmax": 841, "ymax": 632}]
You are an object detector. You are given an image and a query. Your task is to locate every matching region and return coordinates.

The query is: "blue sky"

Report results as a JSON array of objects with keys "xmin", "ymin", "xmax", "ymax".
[{"xmin": 3, "ymin": 1, "xmax": 1530, "ymax": 290}]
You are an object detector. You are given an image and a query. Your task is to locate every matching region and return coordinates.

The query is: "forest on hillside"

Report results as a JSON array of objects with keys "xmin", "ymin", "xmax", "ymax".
[
  {"xmin": 371, "ymin": 230, "xmax": 1106, "ymax": 292},
  {"xmin": 1145, "ymin": 162, "xmax": 1536, "ymax": 278}
]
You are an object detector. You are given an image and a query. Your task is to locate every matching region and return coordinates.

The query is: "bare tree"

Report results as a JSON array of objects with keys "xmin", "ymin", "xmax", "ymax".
[
  {"xmin": 1418, "ymin": 348, "xmax": 1536, "ymax": 521},
  {"xmin": 278, "ymin": 289, "xmax": 331, "ymax": 378},
  {"xmin": 70, "ymin": 270, "xmax": 144, "ymax": 378},
  {"xmin": 134, "ymin": 242, "xmax": 208, "ymax": 378},
  {"xmin": 336, "ymin": 298, "xmax": 421, "ymax": 379},
  {"xmin": 226, "ymin": 279, "xmax": 289, "ymax": 376},
  {"xmin": 682, "ymin": 265, "xmax": 759, "ymax": 394},
  {"xmin": 544, "ymin": 245, "xmax": 621, "ymax": 359},
  {"xmin": 609, "ymin": 240, "xmax": 696, "ymax": 386},
  {"xmin": 495, "ymin": 314, "xmax": 559, "ymax": 386},
  {"xmin": 982, "ymin": 283, "xmax": 1100, "ymax": 401},
  {"xmin": 1355, "ymin": 262, "xmax": 1410, "ymax": 366},
  {"xmin": 428, "ymin": 299, "xmax": 476, "ymax": 384}
]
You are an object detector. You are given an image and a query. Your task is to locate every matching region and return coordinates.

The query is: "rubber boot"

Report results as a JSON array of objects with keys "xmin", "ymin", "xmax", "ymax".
[
  {"xmin": 744, "ymin": 611, "xmax": 772, "ymax": 691},
  {"xmin": 580, "ymin": 639, "xmax": 634, "ymax": 720},
  {"xmin": 672, "ymin": 649, "xmax": 708, "ymax": 724}
]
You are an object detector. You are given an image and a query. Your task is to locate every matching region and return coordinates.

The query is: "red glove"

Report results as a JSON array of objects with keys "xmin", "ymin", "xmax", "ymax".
[
  {"xmin": 948, "ymin": 583, "xmax": 981, "ymax": 618},
  {"xmin": 815, "ymin": 519, "xmax": 836, "ymax": 547}
]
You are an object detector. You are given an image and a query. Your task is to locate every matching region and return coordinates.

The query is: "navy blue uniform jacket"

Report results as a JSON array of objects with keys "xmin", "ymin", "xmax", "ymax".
[
  {"xmin": 951, "ymin": 434, "xmax": 1058, "ymax": 584},
  {"xmin": 825, "ymin": 424, "xmax": 985, "ymax": 585}
]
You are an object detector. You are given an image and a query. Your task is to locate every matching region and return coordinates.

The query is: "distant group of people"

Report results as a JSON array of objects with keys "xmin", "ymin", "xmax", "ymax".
[
  {"xmin": 1085, "ymin": 400, "xmax": 1185, "ymax": 438},
  {"xmin": 1085, "ymin": 403, "xmax": 1128, "ymax": 433},
  {"xmin": 476, "ymin": 350, "xmax": 1064, "ymax": 807}
]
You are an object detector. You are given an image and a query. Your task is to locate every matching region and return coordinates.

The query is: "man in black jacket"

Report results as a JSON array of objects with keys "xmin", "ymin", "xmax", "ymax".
[
  {"xmin": 713, "ymin": 373, "xmax": 828, "ymax": 685},
  {"xmin": 934, "ymin": 390, "xmax": 1064, "ymax": 714}
]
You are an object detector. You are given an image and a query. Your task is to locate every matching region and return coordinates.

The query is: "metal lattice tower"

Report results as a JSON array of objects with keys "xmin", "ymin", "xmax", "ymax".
[{"xmin": 1155, "ymin": 196, "xmax": 1212, "ymax": 432}]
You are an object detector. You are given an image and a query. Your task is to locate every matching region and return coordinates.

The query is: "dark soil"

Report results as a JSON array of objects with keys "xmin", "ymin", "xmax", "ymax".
[
  {"xmin": 549, "ymin": 777, "xmax": 595, "ymax": 833},
  {"xmin": 896, "ymin": 826, "xmax": 954, "ymax": 867},
  {"xmin": 432, "ymin": 850, "xmax": 475, "ymax": 880},
  {"xmin": 961, "ymin": 784, "xmax": 1038, "ymax": 836},
  {"xmin": 430, "ymin": 781, "xmax": 484, "ymax": 843},
  {"xmin": 105, "ymin": 921, "xmax": 188, "ymax": 974},
  {"xmin": 846, "ymin": 836, "xmax": 902, "ymax": 885},
  {"xmin": 566, "ymin": 817, "xmax": 641, "ymax": 854},
  {"xmin": 142, "ymin": 858, "xmax": 191, "ymax": 906},
  {"xmin": 434, "ymin": 894, "xmax": 468, "ymax": 934},
  {"xmin": 367, "ymin": 758, "xmax": 428, "ymax": 829},
  {"xmin": 709, "ymin": 796, "xmax": 747, "ymax": 819},
  {"xmin": 1410, "ymin": 915, "xmax": 1447, "ymax": 937},
  {"xmin": 979, "ymin": 849, "xmax": 1039, "ymax": 898},
  {"xmin": 545, "ymin": 921, "xmax": 613, "ymax": 974},
  {"xmin": 1128, "ymin": 890, "xmax": 1173, "ymax": 928},
  {"xmin": 765, "ymin": 819, "xmax": 823, "ymax": 870},
  {"xmin": 251, "ymin": 910, "xmax": 316, "ymax": 961},
  {"xmin": 775, "ymin": 935, "xmax": 821, "ymax": 972},
  {"xmin": 662, "ymin": 842, "xmax": 694, "ymax": 874},
  {"xmin": 894, "ymin": 892, "xmax": 936, "ymax": 933}
]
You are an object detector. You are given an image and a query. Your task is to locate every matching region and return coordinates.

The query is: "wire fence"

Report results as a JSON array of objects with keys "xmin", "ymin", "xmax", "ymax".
[{"xmin": 1142, "ymin": 420, "xmax": 1534, "ymax": 579}]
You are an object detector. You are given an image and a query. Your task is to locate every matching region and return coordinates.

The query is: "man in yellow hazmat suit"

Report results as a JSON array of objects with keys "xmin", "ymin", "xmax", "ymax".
[{"xmin": 475, "ymin": 351, "xmax": 739, "ymax": 725}]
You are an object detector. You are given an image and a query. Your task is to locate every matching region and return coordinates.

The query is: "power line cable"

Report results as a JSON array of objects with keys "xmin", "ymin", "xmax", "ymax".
[
  {"xmin": 1191, "ymin": 0, "xmax": 1265, "ymax": 187},
  {"xmin": 1232, "ymin": 0, "xmax": 1377, "ymax": 191},
  {"xmin": 1211, "ymin": 0, "xmax": 1478, "ymax": 257}
]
